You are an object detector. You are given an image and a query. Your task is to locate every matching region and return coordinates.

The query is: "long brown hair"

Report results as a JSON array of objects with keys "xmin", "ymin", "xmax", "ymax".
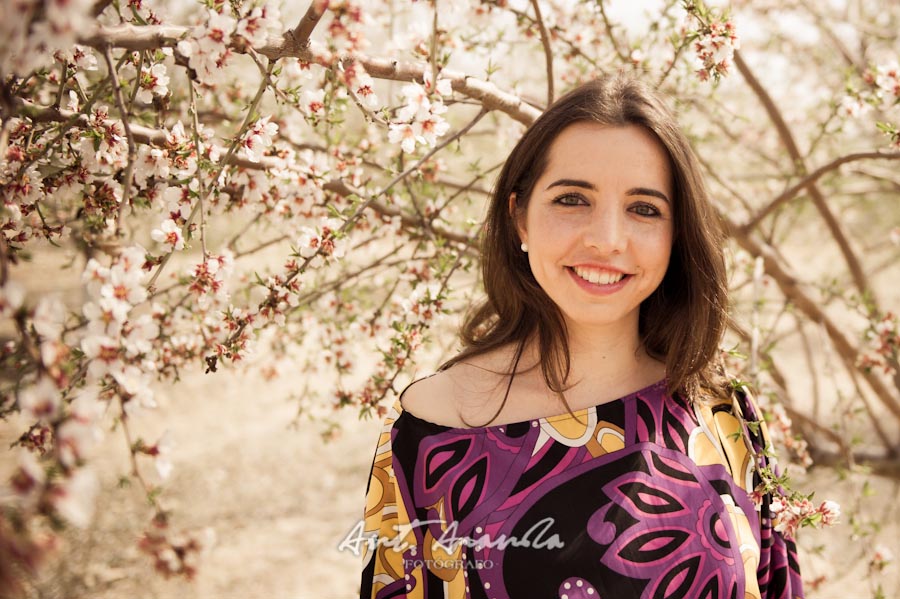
[{"xmin": 441, "ymin": 73, "xmax": 728, "ymax": 426}]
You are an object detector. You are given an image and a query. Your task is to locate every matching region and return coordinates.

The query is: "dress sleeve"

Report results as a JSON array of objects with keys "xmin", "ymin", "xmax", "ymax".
[
  {"xmin": 731, "ymin": 385, "xmax": 805, "ymax": 599},
  {"xmin": 360, "ymin": 398, "xmax": 417, "ymax": 599}
]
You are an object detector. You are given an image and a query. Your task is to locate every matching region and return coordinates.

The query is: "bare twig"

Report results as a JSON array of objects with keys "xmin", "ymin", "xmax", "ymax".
[
  {"xmin": 102, "ymin": 46, "xmax": 138, "ymax": 238},
  {"xmin": 721, "ymin": 212, "xmax": 900, "ymax": 421},
  {"xmin": 187, "ymin": 80, "xmax": 208, "ymax": 260},
  {"xmin": 597, "ymin": 1, "xmax": 629, "ymax": 63},
  {"xmin": 529, "ymin": 0, "xmax": 554, "ymax": 107},
  {"xmin": 734, "ymin": 50, "xmax": 874, "ymax": 302},
  {"xmin": 285, "ymin": 1, "xmax": 325, "ymax": 50},
  {"xmin": 741, "ymin": 151, "xmax": 900, "ymax": 233}
]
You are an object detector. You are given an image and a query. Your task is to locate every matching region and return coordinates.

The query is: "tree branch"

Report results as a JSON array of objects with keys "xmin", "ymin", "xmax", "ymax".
[
  {"xmin": 597, "ymin": 0, "xmax": 628, "ymax": 63},
  {"xmin": 79, "ymin": 24, "xmax": 542, "ymax": 125},
  {"xmin": 722, "ymin": 212, "xmax": 900, "ymax": 422},
  {"xmin": 529, "ymin": 0, "xmax": 554, "ymax": 107},
  {"xmin": 286, "ymin": 2, "xmax": 325, "ymax": 50},
  {"xmin": 101, "ymin": 46, "xmax": 137, "ymax": 238},
  {"xmin": 741, "ymin": 151, "xmax": 900, "ymax": 233},
  {"xmin": 734, "ymin": 50, "xmax": 874, "ymax": 302}
]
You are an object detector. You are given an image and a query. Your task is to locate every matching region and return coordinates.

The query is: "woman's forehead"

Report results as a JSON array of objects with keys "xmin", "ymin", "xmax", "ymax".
[{"xmin": 537, "ymin": 123, "xmax": 673, "ymax": 195}]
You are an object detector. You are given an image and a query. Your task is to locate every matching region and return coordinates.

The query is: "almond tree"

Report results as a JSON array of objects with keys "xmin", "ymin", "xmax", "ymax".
[{"xmin": 0, "ymin": 0, "xmax": 898, "ymax": 593}]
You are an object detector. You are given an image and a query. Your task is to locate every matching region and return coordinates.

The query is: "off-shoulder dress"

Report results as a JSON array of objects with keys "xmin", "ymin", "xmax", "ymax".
[{"xmin": 359, "ymin": 378, "xmax": 803, "ymax": 599}]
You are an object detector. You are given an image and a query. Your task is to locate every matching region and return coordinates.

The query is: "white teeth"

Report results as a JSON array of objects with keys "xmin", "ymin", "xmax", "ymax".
[{"xmin": 572, "ymin": 267, "xmax": 625, "ymax": 285}]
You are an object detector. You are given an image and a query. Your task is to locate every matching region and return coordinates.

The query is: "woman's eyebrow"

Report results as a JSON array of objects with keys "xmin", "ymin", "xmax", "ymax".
[
  {"xmin": 627, "ymin": 187, "xmax": 670, "ymax": 204},
  {"xmin": 546, "ymin": 178, "xmax": 595, "ymax": 191},
  {"xmin": 545, "ymin": 179, "xmax": 670, "ymax": 204}
]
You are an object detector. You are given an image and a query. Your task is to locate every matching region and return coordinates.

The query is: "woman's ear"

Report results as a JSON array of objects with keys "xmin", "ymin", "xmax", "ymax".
[{"xmin": 509, "ymin": 193, "xmax": 527, "ymax": 243}]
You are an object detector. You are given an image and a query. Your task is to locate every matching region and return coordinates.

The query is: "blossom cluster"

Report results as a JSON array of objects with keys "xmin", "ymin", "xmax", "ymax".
[
  {"xmin": 765, "ymin": 402, "xmax": 813, "ymax": 471},
  {"xmin": 138, "ymin": 514, "xmax": 215, "ymax": 579},
  {"xmin": 316, "ymin": 0, "xmax": 367, "ymax": 54},
  {"xmin": 0, "ymin": 0, "xmax": 94, "ymax": 76},
  {"xmin": 177, "ymin": 4, "xmax": 281, "ymax": 86},
  {"xmin": 858, "ymin": 311, "xmax": 899, "ymax": 376},
  {"xmin": 396, "ymin": 282, "xmax": 445, "ymax": 327},
  {"xmin": 188, "ymin": 252, "xmax": 235, "ymax": 309},
  {"xmin": 691, "ymin": 19, "xmax": 740, "ymax": 82},
  {"xmin": 296, "ymin": 217, "xmax": 349, "ymax": 267},
  {"xmin": 81, "ymin": 245, "xmax": 159, "ymax": 415},
  {"xmin": 768, "ymin": 496, "xmax": 841, "ymax": 540},
  {"xmin": 841, "ymin": 59, "xmax": 900, "ymax": 148},
  {"xmin": 242, "ymin": 116, "xmax": 279, "ymax": 162},
  {"xmin": 388, "ymin": 69, "xmax": 453, "ymax": 153}
]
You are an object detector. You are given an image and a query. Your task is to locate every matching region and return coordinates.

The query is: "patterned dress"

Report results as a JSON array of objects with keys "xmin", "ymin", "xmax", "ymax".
[{"xmin": 360, "ymin": 379, "xmax": 803, "ymax": 599}]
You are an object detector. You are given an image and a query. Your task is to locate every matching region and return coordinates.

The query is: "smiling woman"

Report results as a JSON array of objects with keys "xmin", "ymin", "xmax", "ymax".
[
  {"xmin": 360, "ymin": 74, "xmax": 804, "ymax": 598},
  {"xmin": 514, "ymin": 123, "xmax": 674, "ymax": 346}
]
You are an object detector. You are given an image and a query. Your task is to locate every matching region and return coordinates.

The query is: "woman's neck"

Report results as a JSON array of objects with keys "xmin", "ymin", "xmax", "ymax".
[{"xmin": 521, "ymin": 317, "xmax": 665, "ymax": 403}]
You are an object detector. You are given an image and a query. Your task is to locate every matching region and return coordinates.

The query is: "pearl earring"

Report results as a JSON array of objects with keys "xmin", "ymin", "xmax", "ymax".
[{"xmin": 520, "ymin": 242, "xmax": 528, "ymax": 252}]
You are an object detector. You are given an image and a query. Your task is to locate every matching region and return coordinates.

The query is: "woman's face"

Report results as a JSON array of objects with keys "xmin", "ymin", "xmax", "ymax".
[{"xmin": 513, "ymin": 122, "xmax": 674, "ymax": 338}]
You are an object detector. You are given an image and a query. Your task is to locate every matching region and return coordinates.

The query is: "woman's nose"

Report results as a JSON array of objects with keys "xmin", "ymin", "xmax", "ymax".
[{"xmin": 583, "ymin": 205, "xmax": 627, "ymax": 254}]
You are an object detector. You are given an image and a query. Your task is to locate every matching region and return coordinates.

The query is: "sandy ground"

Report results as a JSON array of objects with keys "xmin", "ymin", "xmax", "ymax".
[{"xmin": 3, "ymin": 365, "xmax": 384, "ymax": 598}]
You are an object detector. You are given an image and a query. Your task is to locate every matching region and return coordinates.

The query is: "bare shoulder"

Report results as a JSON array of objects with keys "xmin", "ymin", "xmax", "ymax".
[{"xmin": 399, "ymin": 346, "xmax": 519, "ymax": 427}]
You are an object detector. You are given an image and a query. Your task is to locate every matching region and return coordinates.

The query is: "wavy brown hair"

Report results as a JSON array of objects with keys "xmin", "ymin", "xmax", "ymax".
[{"xmin": 440, "ymin": 73, "xmax": 729, "ymax": 426}]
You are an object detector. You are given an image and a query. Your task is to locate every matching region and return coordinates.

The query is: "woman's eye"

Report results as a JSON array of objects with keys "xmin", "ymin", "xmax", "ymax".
[
  {"xmin": 631, "ymin": 203, "xmax": 661, "ymax": 217},
  {"xmin": 554, "ymin": 194, "xmax": 585, "ymax": 206}
]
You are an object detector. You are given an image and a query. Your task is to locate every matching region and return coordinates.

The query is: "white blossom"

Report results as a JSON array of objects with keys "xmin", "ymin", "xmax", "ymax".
[
  {"xmin": 53, "ymin": 468, "xmax": 99, "ymax": 529},
  {"xmin": 302, "ymin": 88, "xmax": 326, "ymax": 117},
  {"xmin": 32, "ymin": 295, "xmax": 67, "ymax": 341},
  {"xmin": 19, "ymin": 377, "xmax": 62, "ymax": 422},
  {"xmin": 137, "ymin": 63, "xmax": 170, "ymax": 103},
  {"xmin": 151, "ymin": 219, "xmax": 185, "ymax": 251},
  {"xmin": 0, "ymin": 279, "xmax": 26, "ymax": 316},
  {"xmin": 153, "ymin": 430, "xmax": 176, "ymax": 479},
  {"xmin": 242, "ymin": 116, "xmax": 278, "ymax": 162}
]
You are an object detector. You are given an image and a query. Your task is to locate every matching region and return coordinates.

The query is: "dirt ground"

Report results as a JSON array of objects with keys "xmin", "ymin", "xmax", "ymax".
[{"xmin": 0, "ymin": 361, "xmax": 896, "ymax": 599}]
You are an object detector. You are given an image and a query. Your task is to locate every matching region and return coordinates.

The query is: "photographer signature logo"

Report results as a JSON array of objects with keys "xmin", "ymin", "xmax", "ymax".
[{"xmin": 338, "ymin": 516, "xmax": 565, "ymax": 556}]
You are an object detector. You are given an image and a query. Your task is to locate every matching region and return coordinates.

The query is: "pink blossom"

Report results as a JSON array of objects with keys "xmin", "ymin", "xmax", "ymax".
[
  {"xmin": 838, "ymin": 95, "xmax": 871, "ymax": 119},
  {"xmin": 57, "ymin": 413, "xmax": 103, "ymax": 468},
  {"xmin": 122, "ymin": 314, "xmax": 160, "ymax": 358},
  {"xmin": 869, "ymin": 545, "xmax": 894, "ymax": 573},
  {"xmin": 166, "ymin": 121, "xmax": 190, "ymax": 147},
  {"xmin": 112, "ymin": 364, "xmax": 157, "ymax": 415},
  {"xmin": 353, "ymin": 71, "xmax": 380, "ymax": 109},
  {"xmin": 9, "ymin": 451, "xmax": 45, "ymax": 507},
  {"xmin": 134, "ymin": 146, "xmax": 171, "ymax": 189},
  {"xmin": 415, "ymin": 114, "xmax": 450, "ymax": 147}
]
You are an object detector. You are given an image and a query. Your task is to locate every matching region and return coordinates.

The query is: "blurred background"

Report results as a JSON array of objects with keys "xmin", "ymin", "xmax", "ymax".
[{"xmin": 1, "ymin": 0, "xmax": 899, "ymax": 597}]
